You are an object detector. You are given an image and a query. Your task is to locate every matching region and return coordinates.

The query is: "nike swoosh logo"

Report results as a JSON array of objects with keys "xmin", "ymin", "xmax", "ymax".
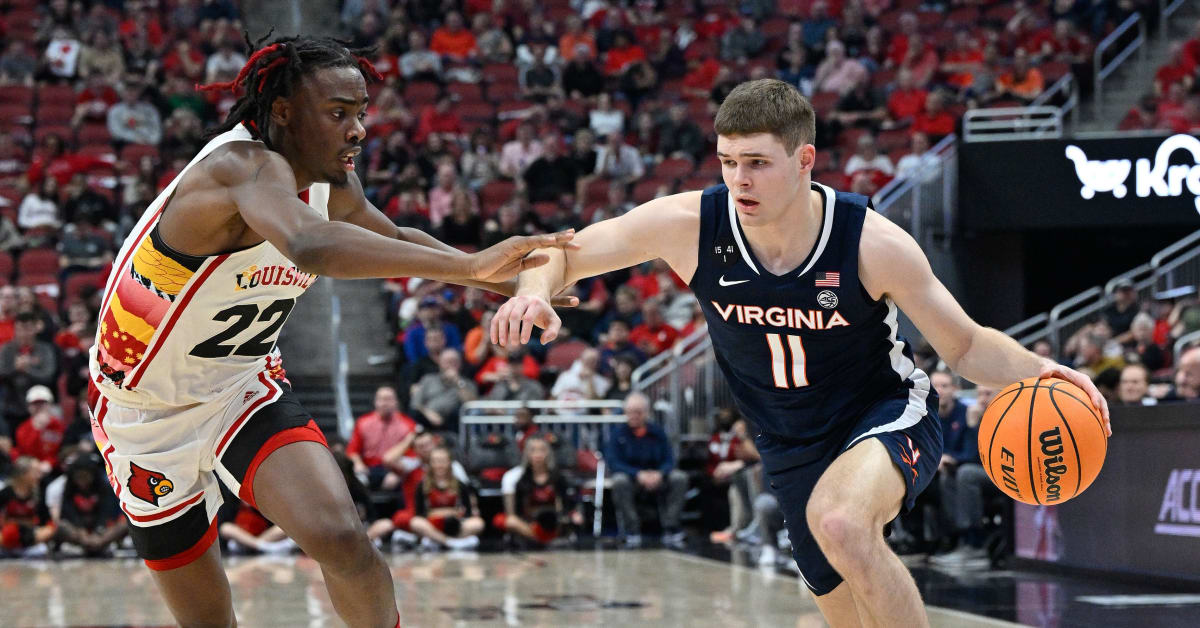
[{"xmin": 718, "ymin": 275, "xmax": 750, "ymax": 287}]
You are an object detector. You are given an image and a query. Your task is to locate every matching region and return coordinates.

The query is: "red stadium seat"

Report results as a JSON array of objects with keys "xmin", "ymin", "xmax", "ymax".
[
  {"xmin": 36, "ymin": 104, "xmax": 75, "ymax": 126},
  {"xmin": 77, "ymin": 124, "xmax": 113, "ymax": 146},
  {"xmin": 0, "ymin": 86, "xmax": 34, "ymax": 106},
  {"xmin": 456, "ymin": 101, "xmax": 496, "ymax": 124},
  {"xmin": 632, "ymin": 178, "xmax": 669, "ymax": 204},
  {"xmin": 485, "ymin": 79, "xmax": 521, "ymax": 104},
  {"xmin": 814, "ymin": 150, "xmax": 837, "ymax": 173},
  {"xmin": 653, "ymin": 157, "xmax": 694, "ymax": 181},
  {"xmin": 916, "ymin": 10, "xmax": 944, "ymax": 30},
  {"xmin": 482, "ymin": 63, "xmax": 518, "ymax": 84},
  {"xmin": 64, "ymin": 270, "xmax": 107, "ymax": 302},
  {"xmin": 946, "ymin": 7, "xmax": 980, "ymax": 28},
  {"xmin": 37, "ymin": 84, "xmax": 76, "ymax": 105},
  {"xmin": 544, "ymin": 338, "xmax": 589, "ymax": 372},
  {"xmin": 837, "ymin": 127, "xmax": 871, "ymax": 151},
  {"xmin": 0, "ymin": 251, "xmax": 13, "ymax": 281},
  {"xmin": 809, "ymin": 91, "xmax": 840, "ymax": 116},
  {"xmin": 984, "ymin": 4, "xmax": 1017, "ymax": 23},
  {"xmin": 0, "ymin": 103, "xmax": 33, "ymax": 127},
  {"xmin": 34, "ymin": 125, "xmax": 73, "ymax": 144},
  {"xmin": 18, "ymin": 248, "xmax": 59, "ymax": 276},
  {"xmin": 448, "ymin": 82, "xmax": 484, "ymax": 103},
  {"xmin": 876, "ymin": 128, "xmax": 911, "ymax": 153},
  {"xmin": 584, "ymin": 177, "xmax": 613, "ymax": 205},
  {"xmin": 404, "ymin": 81, "xmax": 440, "ymax": 105},
  {"xmin": 871, "ymin": 68, "xmax": 897, "ymax": 89},
  {"xmin": 1040, "ymin": 61, "xmax": 1070, "ymax": 84},
  {"xmin": 682, "ymin": 175, "xmax": 718, "ymax": 191},
  {"xmin": 532, "ymin": 201, "xmax": 560, "ymax": 220},
  {"xmin": 120, "ymin": 144, "xmax": 160, "ymax": 164},
  {"xmin": 479, "ymin": 180, "xmax": 516, "ymax": 209}
]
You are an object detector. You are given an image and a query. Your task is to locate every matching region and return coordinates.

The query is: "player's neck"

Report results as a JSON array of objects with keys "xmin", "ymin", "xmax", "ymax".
[
  {"xmin": 271, "ymin": 127, "xmax": 316, "ymax": 190},
  {"xmin": 740, "ymin": 188, "xmax": 823, "ymax": 275}
]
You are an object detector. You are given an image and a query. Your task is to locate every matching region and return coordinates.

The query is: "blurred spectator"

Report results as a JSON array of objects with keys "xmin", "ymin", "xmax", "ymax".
[
  {"xmin": 832, "ymin": 82, "xmax": 887, "ymax": 132},
  {"xmin": 400, "ymin": 30, "xmax": 442, "ymax": 82},
  {"xmin": 51, "ymin": 452, "xmax": 126, "ymax": 556},
  {"xmin": 403, "ymin": 297, "xmax": 463, "ymax": 364},
  {"xmin": 995, "ymin": 48, "xmax": 1045, "ymax": 104},
  {"xmin": 399, "ymin": 325, "xmax": 445, "ymax": 406},
  {"xmin": 499, "ymin": 121, "xmax": 545, "ymax": 179},
  {"xmin": 722, "ymin": 17, "xmax": 766, "ymax": 62},
  {"xmin": 1117, "ymin": 364, "xmax": 1156, "ymax": 406},
  {"xmin": 843, "ymin": 134, "xmax": 894, "ymax": 178},
  {"xmin": 599, "ymin": 319, "xmax": 649, "ymax": 373},
  {"xmin": 0, "ymin": 457, "xmax": 55, "ymax": 557},
  {"xmin": 559, "ymin": 15, "xmax": 597, "ymax": 62},
  {"xmin": 474, "ymin": 12, "xmax": 515, "ymax": 64},
  {"xmin": 10, "ymin": 386, "xmax": 64, "ymax": 472},
  {"xmin": 658, "ymin": 102, "xmax": 706, "ymax": 163},
  {"xmin": 218, "ymin": 499, "xmax": 296, "ymax": 555},
  {"xmin": 705, "ymin": 411, "xmax": 758, "ymax": 544},
  {"xmin": 1, "ymin": 312, "xmax": 58, "ymax": 423},
  {"xmin": 413, "ymin": 93, "xmax": 465, "ymax": 146},
  {"xmin": 0, "ymin": 215, "xmax": 21, "ymax": 252},
  {"xmin": 1071, "ymin": 333, "xmax": 1125, "ymax": 380},
  {"xmin": 496, "ymin": 435, "xmax": 581, "ymax": 547},
  {"xmin": 551, "ymin": 347, "xmax": 610, "ymax": 401},
  {"xmin": 941, "ymin": 30, "xmax": 984, "ymax": 95},
  {"xmin": 606, "ymin": 392, "xmax": 688, "ymax": 548},
  {"xmin": 18, "ymin": 177, "xmax": 62, "ymax": 233},
  {"xmin": 411, "ymin": 348, "xmax": 477, "ymax": 433},
  {"xmin": 1155, "ymin": 43, "xmax": 1195, "ymax": 97},
  {"xmin": 929, "ymin": 376, "xmax": 992, "ymax": 567},
  {"xmin": 604, "ymin": 32, "xmax": 647, "ymax": 77},
  {"xmin": 777, "ymin": 47, "xmax": 815, "ymax": 96},
  {"xmin": 814, "ymin": 40, "xmax": 868, "ymax": 96},
  {"xmin": 439, "ymin": 188, "xmax": 484, "ymax": 249},
  {"xmin": 1105, "ymin": 280, "xmax": 1139, "ymax": 336},
  {"xmin": 589, "ymin": 180, "xmax": 636, "ymax": 223},
  {"xmin": 78, "ymin": 31, "xmax": 125, "ymax": 80},
  {"xmin": 886, "ymin": 12, "xmax": 920, "ymax": 69},
  {"xmin": 524, "ymin": 134, "xmax": 578, "ymax": 204},
  {"xmin": 1120, "ymin": 93, "xmax": 1160, "ymax": 131},
  {"xmin": 107, "ymin": 83, "xmax": 163, "ymax": 146},
  {"xmin": 205, "ymin": 40, "xmax": 246, "ymax": 86},
  {"xmin": 460, "ymin": 128, "xmax": 501, "ymax": 191},
  {"xmin": 430, "ymin": 12, "xmax": 476, "ymax": 62},
  {"xmin": 521, "ymin": 49, "xmax": 562, "ymax": 102},
  {"xmin": 630, "ymin": 298, "xmax": 678, "ymax": 356},
  {"xmin": 347, "ymin": 386, "xmax": 418, "ymax": 491},
  {"xmin": 0, "ymin": 287, "xmax": 16, "ymax": 345},
  {"xmin": 162, "ymin": 41, "xmax": 207, "ymax": 83},
  {"xmin": 0, "ymin": 41, "xmax": 37, "ymax": 85},
  {"xmin": 805, "ymin": 1, "xmax": 838, "ymax": 52},
  {"xmin": 563, "ymin": 44, "xmax": 605, "ymax": 99},
  {"xmin": 604, "ymin": 355, "xmax": 638, "ymax": 402},
  {"xmin": 62, "ymin": 173, "xmax": 116, "ymax": 226},
  {"xmin": 484, "ymin": 352, "xmax": 546, "ymax": 402},
  {"xmin": 589, "ymin": 92, "xmax": 626, "ymax": 138},
  {"xmin": 895, "ymin": 132, "xmax": 939, "ymax": 183},
  {"xmin": 1156, "ymin": 83, "xmax": 1190, "ymax": 132},
  {"xmin": 1164, "ymin": 347, "xmax": 1200, "ymax": 403},
  {"xmin": 910, "ymin": 91, "xmax": 956, "ymax": 141},
  {"xmin": 899, "ymin": 33, "xmax": 939, "ymax": 88},
  {"xmin": 428, "ymin": 163, "xmax": 462, "ymax": 228},
  {"xmin": 408, "ymin": 446, "xmax": 484, "ymax": 550},
  {"xmin": 594, "ymin": 133, "xmax": 645, "ymax": 185},
  {"xmin": 44, "ymin": 27, "xmax": 82, "ymax": 79}
]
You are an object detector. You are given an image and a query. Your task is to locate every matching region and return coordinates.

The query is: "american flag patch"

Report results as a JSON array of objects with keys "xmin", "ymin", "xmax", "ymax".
[{"xmin": 814, "ymin": 272, "xmax": 840, "ymax": 287}]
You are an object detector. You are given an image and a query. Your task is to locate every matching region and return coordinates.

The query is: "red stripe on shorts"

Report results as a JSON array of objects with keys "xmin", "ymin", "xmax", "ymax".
[
  {"xmin": 122, "ymin": 491, "xmax": 206, "ymax": 523},
  {"xmin": 214, "ymin": 372, "xmax": 280, "ymax": 458},
  {"xmin": 143, "ymin": 515, "xmax": 218, "ymax": 571},
  {"xmin": 238, "ymin": 419, "xmax": 328, "ymax": 509}
]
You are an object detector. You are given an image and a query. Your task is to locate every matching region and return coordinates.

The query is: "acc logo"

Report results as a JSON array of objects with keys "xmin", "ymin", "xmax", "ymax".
[
  {"xmin": 127, "ymin": 462, "xmax": 174, "ymax": 506},
  {"xmin": 817, "ymin": 290, "xmax": 838, "ymax": 309},
  {"xmin": 1066, "ymin": 135, "xmax": 1200, "ymax": 214}
]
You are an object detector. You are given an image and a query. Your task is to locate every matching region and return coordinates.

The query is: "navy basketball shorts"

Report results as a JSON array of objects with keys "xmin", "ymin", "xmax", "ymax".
[
  {"xmin": 89, "ymin": 375, "xmax": 327, "ymax": 571},
  {"xmin": 759, "ymin": 386, "xmax": 942, "ymax": 596}
]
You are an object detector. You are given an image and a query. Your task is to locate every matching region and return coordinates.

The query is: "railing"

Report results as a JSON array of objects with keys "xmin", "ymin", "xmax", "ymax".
[
  {"xmin": 1094, "ymin": 13, "xmax": 1147, "ymax": 119},
  {"xmin": 330, "ymin": 290, "xmax": 354, "ymax": 439},
  {"xmin": 1174, "ymin": 329, "xmax": 1200, "ymax": 362},
  {"xmin": 962, "ymin": 106, "xmax": 1064, "ymax": 142},
  {"xmin": 1162, "ymin": 0, "xmax": 1189, "ymax": 28},
  {"xmin": 873, "ymin": 133, "xmax": 958, "ymax": 247},
  {"xmin": 1005, "ymin": 230, "xmax": 1200, "ymax": 354},
  {"xmin": 459, "ymin": 399, "xmax": 627, "ymax": 537},
  {"xmin": 632, "ymin": 327, "xmax": 724, "ymax": 440},
  {"xmin": 1030, "ymin": 74, "xmax": 1080, "ymax": 128}
]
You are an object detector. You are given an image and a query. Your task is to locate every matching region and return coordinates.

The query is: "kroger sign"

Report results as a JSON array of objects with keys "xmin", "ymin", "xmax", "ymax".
[{"xmin": 1066, "ymin": 134, "xmax": 1200, "ymax": 213}]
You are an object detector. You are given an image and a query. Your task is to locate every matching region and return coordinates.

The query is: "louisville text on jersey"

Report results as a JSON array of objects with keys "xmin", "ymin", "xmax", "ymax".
[{"xmin": 234, "ymin": 264, "xmax": 318, "ymax": 291}]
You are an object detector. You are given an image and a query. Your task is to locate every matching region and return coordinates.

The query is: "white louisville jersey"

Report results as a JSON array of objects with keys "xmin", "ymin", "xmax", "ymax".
[{"xmin": 89, "ymin": 123, "xmax": 329, "ymax": 408}]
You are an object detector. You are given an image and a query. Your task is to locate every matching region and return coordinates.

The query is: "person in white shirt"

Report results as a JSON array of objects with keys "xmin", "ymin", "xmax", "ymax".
[
  {"xmin": 498, "ymin": 121, "xmax": 545, "ymax": 179},
  {"xmin": 894, "ymin": 132, "xmax": 940, "ymax": 183},
  {"xmin": 588, "ymin": 92, "xmax": 625, "ymax": 138},
  {"xmin": 594, "ymin": 133, "xmax": 645, "ymax": 185},
  {"xmin": 17, "ymin": 178, "xmax": 61, "ymax": 231},
  {"xmin": 842, "ymin": 134, "xmax": 894, "ymax": 177},
  {"xmin": 550, "ymin": 348, "xmax": 610, "ymax": 401}
]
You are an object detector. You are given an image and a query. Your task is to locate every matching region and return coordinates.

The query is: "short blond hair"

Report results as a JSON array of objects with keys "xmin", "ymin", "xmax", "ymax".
[{"xmin": 714, "ymin": 79, "xmax": 816, "ymax": 153}]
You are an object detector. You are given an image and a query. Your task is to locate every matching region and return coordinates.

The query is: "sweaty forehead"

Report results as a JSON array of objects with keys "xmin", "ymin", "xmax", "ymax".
[{"xmin": 296, "ymin": 66, "xmax": 368, "ymax": 104}]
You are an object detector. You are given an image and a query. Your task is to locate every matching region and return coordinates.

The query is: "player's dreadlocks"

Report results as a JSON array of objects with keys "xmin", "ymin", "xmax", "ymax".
[{"xmin": 197, "ymin": 31, "xmax": 383, "ymax": 149}]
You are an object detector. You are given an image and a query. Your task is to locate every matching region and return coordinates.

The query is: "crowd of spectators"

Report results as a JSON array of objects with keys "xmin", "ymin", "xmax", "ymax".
[{"xmin": 1121, "ymin": 19, "xmax": 1200, "ymax": 132}]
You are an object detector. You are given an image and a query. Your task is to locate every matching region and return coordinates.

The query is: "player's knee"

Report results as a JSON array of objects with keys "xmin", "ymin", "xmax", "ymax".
[
  {"xmin": 302, "ymin": 519, "xmax": 372, "ymax": 572},
  {"xmin": 807, "ymin": 507, "xmax": 872, "ymax": 565}
]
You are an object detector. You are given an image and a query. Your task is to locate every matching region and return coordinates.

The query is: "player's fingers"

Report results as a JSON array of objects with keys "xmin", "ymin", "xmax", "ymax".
[
  {"xmin": 541, "ymin": 313, "xmax": 562, "ymax": 344},
  {"xmin": 491, "ymin": 302, "xmax": 510, "ymax": 345},
  {"xmin": 520, "ymin": 309, "xmax": 537, "ymax": 345},
  {"xmin": 506, "ymin": 303, "xmax": 525, "ymax": 347},
  {"xmin": 550, "ymin": 295, "xmax": 580, "ymax": 308},
  {"xmin": 521, "ymin": 253, "xmax": 549, "ymax": 270}
]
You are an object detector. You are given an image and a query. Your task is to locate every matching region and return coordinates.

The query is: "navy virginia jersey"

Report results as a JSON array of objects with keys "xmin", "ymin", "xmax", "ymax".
[{"xmin": 689, "ymin": 182, "xmax": 932, "ymax": 465}]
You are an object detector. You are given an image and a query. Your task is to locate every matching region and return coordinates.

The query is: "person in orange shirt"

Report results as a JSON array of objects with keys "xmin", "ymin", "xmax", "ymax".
[
  {"xmin": 558, "ymin": 15, "xmax": 596, "ymax": 62},
  {"xmin": 430, "ymin": 12, "xmax": 477, "ymax": 61},
  {"xmin": 940, "ymin": 30, "xmax": 983, "ymax": 92},
  {"xmin": 995, "ymin": 48, "xmax": 1045, "ymax": 103}
]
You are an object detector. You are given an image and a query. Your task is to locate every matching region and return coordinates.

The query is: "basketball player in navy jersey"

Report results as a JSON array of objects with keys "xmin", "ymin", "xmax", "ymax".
[{"xmin": 492, "ymin": 79, "xmax": 1110, "ymax": 627}]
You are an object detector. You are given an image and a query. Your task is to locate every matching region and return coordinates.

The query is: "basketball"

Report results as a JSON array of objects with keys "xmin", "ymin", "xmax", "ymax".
[{"xmin": 977, "ymin": 377, "xmax": 1108, "ymax": 506}]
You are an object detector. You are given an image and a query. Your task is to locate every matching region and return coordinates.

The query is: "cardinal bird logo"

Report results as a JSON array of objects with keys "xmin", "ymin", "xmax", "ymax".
[{"xmin": 128, "ymin": 462, "xmax": 174, "ymax": 506}]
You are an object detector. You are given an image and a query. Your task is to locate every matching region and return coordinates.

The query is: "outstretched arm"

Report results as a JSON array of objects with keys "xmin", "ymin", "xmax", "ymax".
[
  {"xmin": 492, "ymin": 191, "xmax": 701, "ymax": 346},
  {"xmin": 862, "ymin": 213, "xmax": 1111, "ymax": 434},
  {"xmin": 225, "ymin": 150, "xmax": 572, "ymax": 282}
]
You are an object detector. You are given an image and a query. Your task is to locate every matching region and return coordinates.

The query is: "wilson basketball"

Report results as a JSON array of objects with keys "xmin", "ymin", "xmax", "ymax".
[{"xmin": 977, "ymin": 377, "xmax": 1107, "ymax": 505}]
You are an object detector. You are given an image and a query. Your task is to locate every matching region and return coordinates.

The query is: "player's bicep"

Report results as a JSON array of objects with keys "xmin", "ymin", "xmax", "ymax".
[
  {"xmin": 563, "ymin": 191, "xmax": 699, "ymax": 284},
  {"xmin": 869, "ymin": 219, "xmax": 978, "ymax": 365}
]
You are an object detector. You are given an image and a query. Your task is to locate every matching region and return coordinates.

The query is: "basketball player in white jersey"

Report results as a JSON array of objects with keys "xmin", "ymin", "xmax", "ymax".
[
  {"xmin": 88, "ymin": 36, "xmax": 573, "ymax": 627},
  {"xmin": 492, "ymin": 79, "xmax": 1111, "ymax": 627}
]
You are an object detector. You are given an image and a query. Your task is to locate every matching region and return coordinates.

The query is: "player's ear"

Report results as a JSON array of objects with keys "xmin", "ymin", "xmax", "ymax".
[
  {"xmin": 797, "ymin": 144, "xmax": 816, "ymax": 173},
  {"xmin": 269, "ymin": 96, "xmax": 292, "ymax": 129}
]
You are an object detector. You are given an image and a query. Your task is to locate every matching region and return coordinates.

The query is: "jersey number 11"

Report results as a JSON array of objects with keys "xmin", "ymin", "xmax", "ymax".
[{"xmin": 765, "ymin": 333, "xmax": 808, "ymax": 388}]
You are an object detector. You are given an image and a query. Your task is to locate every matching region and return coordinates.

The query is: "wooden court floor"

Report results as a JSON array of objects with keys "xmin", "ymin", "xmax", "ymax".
[{"xmin": 0, "ymin": 549, "xmax": 1022, "ymax": 627}]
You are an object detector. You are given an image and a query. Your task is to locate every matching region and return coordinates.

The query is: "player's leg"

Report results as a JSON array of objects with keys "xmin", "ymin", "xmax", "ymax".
[
  {"xmin": 806, "ymin": 438, "xmax": 927, "ymax": 628},
  {"xmin": 808, "ymin": 582, "xmax": 862, "ymax": 628},
  {"xmin": 148, "ymin": 541, "xmax": 237, "ymax": 627},
  {"xmin": 250, "ymin": 441, "xmax": 398, "ymax": 627}
]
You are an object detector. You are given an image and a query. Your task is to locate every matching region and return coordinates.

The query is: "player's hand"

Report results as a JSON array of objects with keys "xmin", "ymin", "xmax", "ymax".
[
  {"xmin": 467, "ymin": 230, "xmax": 577, "ymax": 284},
  {"xmin": 1038, "ymin": 362, "xmax": 1112, "ymax": 437},
  {"xmin": 492, "ymin": 294, "xmax": 562, "ymax": 346},
  {"xmin": 483, "ymin": 278, "xmax": 580, "ymax": 308}
]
